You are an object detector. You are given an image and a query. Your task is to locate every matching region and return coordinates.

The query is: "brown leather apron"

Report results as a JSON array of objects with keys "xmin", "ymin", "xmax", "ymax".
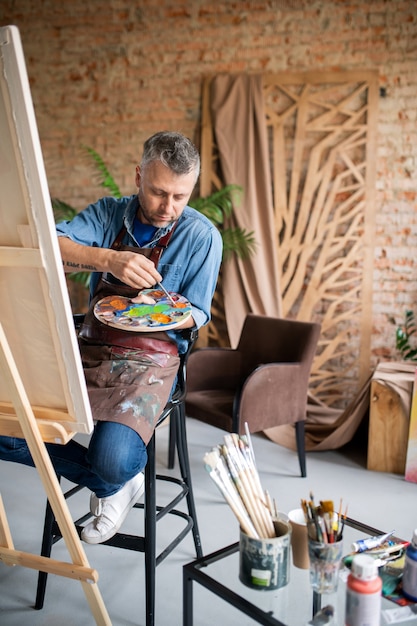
[{"xmin": 78, "ymin": 223, "xmax": 180, "ymax": 444}]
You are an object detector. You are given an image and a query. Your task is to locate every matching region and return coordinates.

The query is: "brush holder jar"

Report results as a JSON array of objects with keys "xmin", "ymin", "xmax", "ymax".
[
  {"xmin": 308, "ymin": 537, "xmax": 343, "ymax": 594},
  {"xmin": 239, "ymin": 517, "xmax": 291, "ymax": 590}
]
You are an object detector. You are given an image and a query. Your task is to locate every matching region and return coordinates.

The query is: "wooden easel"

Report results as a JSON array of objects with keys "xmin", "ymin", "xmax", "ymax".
[
  {"xmin": 0, "ymin": 25, "xmax": 111, "ymax": 624},
  {"xmin": 0, "ymin": 322, "xmax": 111, "ymax": 625}
]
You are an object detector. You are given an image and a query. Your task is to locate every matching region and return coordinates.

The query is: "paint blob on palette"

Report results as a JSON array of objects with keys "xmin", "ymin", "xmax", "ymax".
[{"xmin": 94, "ymin": 289, "xmax": 192, "ymax": 332}]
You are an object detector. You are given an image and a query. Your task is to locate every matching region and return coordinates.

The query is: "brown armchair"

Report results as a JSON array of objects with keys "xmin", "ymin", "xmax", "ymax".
[{"xmin": 185, "ymin": 313, "xmax": 321, "ymax": 477}]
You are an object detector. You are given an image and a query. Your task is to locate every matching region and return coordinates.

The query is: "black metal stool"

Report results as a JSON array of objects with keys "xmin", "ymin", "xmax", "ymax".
[{"xmin": 34, "ymin": 326, "xmax": 202, "ymax": 626}]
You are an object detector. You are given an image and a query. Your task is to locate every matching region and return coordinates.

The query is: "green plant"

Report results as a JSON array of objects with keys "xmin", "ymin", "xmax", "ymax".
[
  {"xmin": 187, "ymin": 185, "xmax": 256, "ymax": 261},
  {"xmin": 82, "ymin": 146, "xmax": 123, "ymax": 199},
  {"xmin": 391, "ymin": 310, "xmax": 417, "ymax": 361}
]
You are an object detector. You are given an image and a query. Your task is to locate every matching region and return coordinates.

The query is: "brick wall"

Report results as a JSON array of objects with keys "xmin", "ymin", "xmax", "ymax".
[{"xmin": 1, "ymin": 0, "xmax": 417, "ymax": 362}]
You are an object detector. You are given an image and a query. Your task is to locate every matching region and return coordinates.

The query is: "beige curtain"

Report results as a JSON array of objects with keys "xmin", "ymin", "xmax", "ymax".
[
  {"xmin": 267, "ymin": 376, "xmax": 372, "ymax": 452},
  {"xmin": 266, "ymin": 363, "xmax": 415, "ymax": 452},
  {"xmin": 208, "ymin": 73, "xmax": 382, "ymax": 451},
  {"xmin": 210, "ymin": 74, "xmax": 282, "ymax": 347}
]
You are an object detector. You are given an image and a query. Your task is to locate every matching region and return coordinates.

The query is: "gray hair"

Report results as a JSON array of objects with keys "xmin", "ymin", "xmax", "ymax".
[{"xmin": 140, "ymin": 131, "xmax": 200, "ymax": 182}]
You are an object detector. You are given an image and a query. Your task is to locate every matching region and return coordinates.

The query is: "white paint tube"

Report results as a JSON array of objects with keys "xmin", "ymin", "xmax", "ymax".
[
  {"xmin": 382, "ymin": 604, "xmax": 417, "ymax": 624},
  {"xmin": 351, "ymin": 530, "xmax": 395, "ymax": 553}
]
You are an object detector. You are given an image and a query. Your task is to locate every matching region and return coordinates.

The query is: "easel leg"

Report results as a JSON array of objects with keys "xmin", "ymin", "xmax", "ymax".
[
  {"xmin": 0, "ymin": 494, "xmax": 14, "ymax": 549},
  {"xmin": 0, "ymin": 324, "xmax": 112, "ymax": 625}
]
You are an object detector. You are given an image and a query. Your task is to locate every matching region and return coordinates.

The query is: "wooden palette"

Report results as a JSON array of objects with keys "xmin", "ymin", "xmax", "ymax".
[{"xmin": 94, "ymin": 289, "xmax": 192, "ymax": 332}]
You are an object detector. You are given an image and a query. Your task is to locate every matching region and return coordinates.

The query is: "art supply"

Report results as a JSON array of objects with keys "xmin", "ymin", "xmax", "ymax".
[
  {"xmin": 301, "ymin": 495, "xmax": 347, "ymax": 543},
  {"xmin": 203, "ymin": 448, "xmax": 257, "ymax": 538},
  {"xmin": 343, "ymin": 541, "xmax": 409, "ymax": 569},
  {"xmin": 351, "ymin": 530, "xmax": 395, "ymax": 553},
  {"xmin": 365, "ymin": 541, "xmax": 409, "ymax": 557},
  {"xmin": 382, "ymin": 604, "xmax": 417, "ymax": 624},
  {"xmin": 301, "ymin": 494, "xmax": 346, "ymax": 593},
  {"xmin": 244, "ymin": 421, "xmax": 256, "ymax": 467},
  {"xmin": 288, "ymin": 508, "xmax": 310, "ymax": 569},
  {"xmin": 239, "ymin": 518, "xmax": 291, "ymax": 590},
  {"xmin": 93, "ymin": 289, "xmax": 192, "ymax": 331},
  {"xmin": 203, "ymin": 433, "xmax": 276, "ymax": 539},
  {"xmin": 156, "ymin": 281, "xmax": 177, "ymax": 307},
  {"xmin": 345, "ymin": 554, "xmax": 382, "ymax": 626},
  {"xmin": 308, "ymin": 536, "xmax": 344, "ymax": 593},
  {"xmin": 204, "ymin": 433, "xmax": 290, "ymax": 590},
  {"xmin": 402, "ymin": 528, "xmax": 417, "ymax": 602}
]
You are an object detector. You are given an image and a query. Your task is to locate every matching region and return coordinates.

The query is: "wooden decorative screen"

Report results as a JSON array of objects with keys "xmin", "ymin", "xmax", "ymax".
[{"xmin": 201, "ymin": 71, "xmax": 379, "ymax": 409}]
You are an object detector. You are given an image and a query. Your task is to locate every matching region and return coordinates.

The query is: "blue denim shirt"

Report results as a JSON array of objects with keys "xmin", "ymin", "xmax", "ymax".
[{"xmin": 56, "ymin": 194, "xmax": 223, "ymax": 353}]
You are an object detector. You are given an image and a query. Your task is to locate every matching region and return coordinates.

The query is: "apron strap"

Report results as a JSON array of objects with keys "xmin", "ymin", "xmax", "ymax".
[{"xmin": 111, "ymin": 221, "xmax": 177, "ymax": 268}]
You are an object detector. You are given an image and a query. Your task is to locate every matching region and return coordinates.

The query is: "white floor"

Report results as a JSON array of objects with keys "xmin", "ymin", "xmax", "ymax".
[{"xmin": 0, "ymin": 417, "xmax": 416, "ymax": 626}]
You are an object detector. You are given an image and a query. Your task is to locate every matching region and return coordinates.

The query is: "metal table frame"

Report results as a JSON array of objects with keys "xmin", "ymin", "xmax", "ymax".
[{"xmin": 183, "ymin": 517, "xmax": 385, "ymax": 626}]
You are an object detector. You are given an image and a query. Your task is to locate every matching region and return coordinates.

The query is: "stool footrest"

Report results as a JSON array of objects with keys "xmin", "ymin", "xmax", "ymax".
[{"xmin": 47, "ymin": 478, "xmax": 196, "ymax": 563}]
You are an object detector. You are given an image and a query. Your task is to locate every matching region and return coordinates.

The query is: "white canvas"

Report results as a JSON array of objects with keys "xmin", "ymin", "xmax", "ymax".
[{"xmin": 0, "ymin": 25, "xmax": 93, "ymax": 440}]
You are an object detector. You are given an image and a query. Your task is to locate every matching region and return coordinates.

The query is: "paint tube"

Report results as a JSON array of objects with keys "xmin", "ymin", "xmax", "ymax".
[
  {"xmin": 351, "ymin": 530, "xmax": 395, "ymax": 553},
  {"xmin": 382, "ymin": 604, "xmax": 417, "ymax": 624}
]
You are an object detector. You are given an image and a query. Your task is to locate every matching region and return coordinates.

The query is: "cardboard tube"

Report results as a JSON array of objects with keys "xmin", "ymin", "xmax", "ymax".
[{"xmin": 288, "ymin": 508, "xmax": 310, "ymax": 569}]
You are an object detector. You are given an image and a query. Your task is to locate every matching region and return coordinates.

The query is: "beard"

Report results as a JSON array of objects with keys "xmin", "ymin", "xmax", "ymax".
[{"xmin": 137, "ymin": 191, "xmax": 176, "ymax": 228}]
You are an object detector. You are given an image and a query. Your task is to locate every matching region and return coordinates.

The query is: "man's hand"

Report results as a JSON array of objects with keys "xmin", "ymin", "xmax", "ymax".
[
  {"xmin": 109, "ymin": 250, "xmax": 162, "ymax": 289},
  {"xmin": 58, "ymin": 237, "xmax": 162, "ymax": 289}
]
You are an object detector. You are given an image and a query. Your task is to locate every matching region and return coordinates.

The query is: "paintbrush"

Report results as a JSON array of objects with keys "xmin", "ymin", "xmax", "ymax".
[
  {"xmin": 203, "ymin": 449, "xmax": 258, "ymax": 538},
  {"xmin": 224, "ymin": 436, "xmax": 272, "ymax": 537},
  {"xmin": 225, "ymin": 435, "xmax": 275, "ymax": 537},
  {"xmin": 320, "ymin": 500, "xmax": 334, "ymax": 542},
  {"xmin": 336, "ymin": 498, "xmax": 343, "ymax": 536},
  {"xmin": 307, "ymin": 500, "xmax": 322, "ymax": 541},
  {"xmin": 156, "ymin": 281, "xmax": 176, "ymax": 306},
  {"xmin": 236, "ymin": 437, "xmax": 275, "ymax": 537},
  {"xmin": 337, "ymin": 504, "xmax": 348, "ymax": 541},
  {"xmin": 244, "ymin": 422, "xmax": 256, "ymax": 467},
  {"xmin": 301, "ymin": 499, "xmax": 310, "ymax": 523},
  {"xmin": 221, "ymin": 443, "xmax": 267, "ymax": 538}
]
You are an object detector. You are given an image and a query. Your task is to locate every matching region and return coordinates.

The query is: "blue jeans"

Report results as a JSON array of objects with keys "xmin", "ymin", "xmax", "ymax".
[{"xmin": 0, "ymin": 421, "xmax": 148, "ymax": 498}]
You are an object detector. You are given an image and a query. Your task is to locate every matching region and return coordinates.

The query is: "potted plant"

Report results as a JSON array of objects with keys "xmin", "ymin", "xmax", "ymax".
[{"xmin": 391, "ymin": 310, "xmax": 417, "ymax": 361}]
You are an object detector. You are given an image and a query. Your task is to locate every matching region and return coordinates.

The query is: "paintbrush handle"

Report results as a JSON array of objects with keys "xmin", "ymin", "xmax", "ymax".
[
  {"xmin": 224, "ymin": 450, "xmax": 265, "ymax": 537},
  {"xmin": 208, "ymin": 468, "xmax": 259, "ymax": 538},
  {"xmin": 156, "ymin": 281, "xmax": 176, "ymax": 306},
  {"xmin": 240, "ymin": 470, "xmax": 269, "ymax": 538},
  {"xmin": 226, "ymin": 437, "xmax": 276, "ymax": 538},
  {"xmin": 245, "ymin": 469, "xmax": 275, "ymax": 537}
]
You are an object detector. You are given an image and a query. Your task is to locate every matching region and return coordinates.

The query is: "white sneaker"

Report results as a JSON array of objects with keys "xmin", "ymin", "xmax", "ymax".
[{"xmin": 81, "ymin": 472, "xmax": 145, "ymax": 544}]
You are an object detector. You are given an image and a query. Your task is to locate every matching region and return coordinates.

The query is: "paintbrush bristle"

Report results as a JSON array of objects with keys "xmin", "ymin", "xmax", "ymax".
[
  {"xmin": 203, "ymin": 449, "xmax": 221, "ymax": 470},
  {"xmin": 319, "ymin": 500, "xmax": 334, "ymax": 514}
]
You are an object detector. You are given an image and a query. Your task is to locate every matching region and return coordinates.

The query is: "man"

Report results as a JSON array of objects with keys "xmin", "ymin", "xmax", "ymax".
[{"xmin": 0, "ymin": 131, "xmax": 222, "ymax": 544}]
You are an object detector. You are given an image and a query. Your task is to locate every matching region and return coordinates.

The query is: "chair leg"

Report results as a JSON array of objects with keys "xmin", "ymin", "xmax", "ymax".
[
  {"xmin": 34, "ymin": 482, "xmax": 87, "ymax": 609},
  {"xmin": 34, "ymin": 499, "xmax": 55, "ymax": 609},
  {"xmin": 174, "ymin": 404, "xmax": 203, "ymax": 559},
  {"xmin": 167, "ymin": 412, "xmax": 176, "ymax": 469},
  {"xmin": 145, "ymin": 433, "xmax": 157, "ymax": 626},
  {"xmin": 295, "ymin": 420, "xmax": 307, "ymax": 478}
]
